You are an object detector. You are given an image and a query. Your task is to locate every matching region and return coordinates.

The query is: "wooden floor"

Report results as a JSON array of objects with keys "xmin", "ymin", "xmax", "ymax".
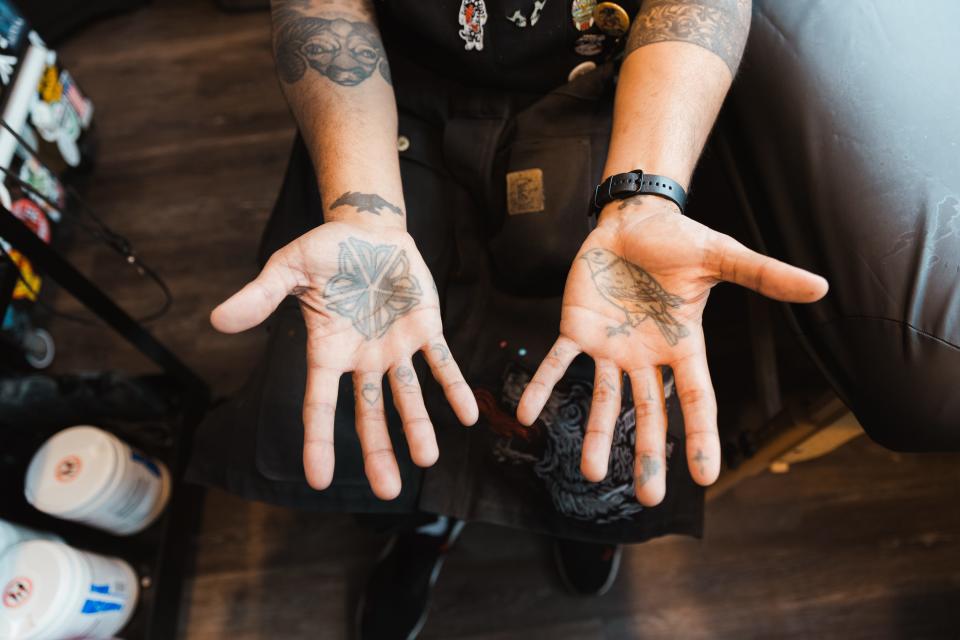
[{"xmin": 53, "ymin": 2, "xmax": 960, "ymax": 638}]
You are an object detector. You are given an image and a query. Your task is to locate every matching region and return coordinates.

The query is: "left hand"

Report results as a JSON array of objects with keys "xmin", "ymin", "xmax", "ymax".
[{"xmin": 517, "ymin": 197, "xmax": 829, "ymax": 506}]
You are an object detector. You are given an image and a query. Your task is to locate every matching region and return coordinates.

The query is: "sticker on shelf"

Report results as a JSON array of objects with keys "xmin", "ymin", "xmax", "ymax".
[
  {"xmin": 0, "ymin": 1, "xmax": 25, "ymax": 51},
  {"xmin": 0, "ymin": 52, "xmax": 16, "ymax": 84},
  {"xmin": 7, "ymin": 249, "xmax": 41, "ymax": 301},
  {"xmin": 27, "ymin": 30, "xmax": 45, "ymax": 49},
  {"xmin": 29, "ymin": 98, "xmax": 81, "ymax": 167},
  {"xmin": 38, "ymin": 65, "xmax": 61, "ymax": 103},
  {"xmin": 60, "ymin": 71, "xmax": 93, "ymax": 127},
  {"xmin": 18, "ymin": 156, "xmax": 64, "ymax": 222},
  {"xmin": 11, "ymin": 198, "xmax": 51, "ymax": 243},
  {"xmin": 1, "ymin": 305, "xmax": 14, "ymax": 330}
]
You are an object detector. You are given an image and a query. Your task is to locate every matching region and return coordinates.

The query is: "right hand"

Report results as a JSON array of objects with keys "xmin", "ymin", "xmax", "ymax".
[{"xmin": 211, "ymin": 221, "xmax": 478, "ymax": 500}]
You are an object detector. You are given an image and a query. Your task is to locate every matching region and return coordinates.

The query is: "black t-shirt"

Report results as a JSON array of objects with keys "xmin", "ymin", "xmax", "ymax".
[{"xmin": 378, "ymin": 0, "xmax": 640, "ymax": 93}]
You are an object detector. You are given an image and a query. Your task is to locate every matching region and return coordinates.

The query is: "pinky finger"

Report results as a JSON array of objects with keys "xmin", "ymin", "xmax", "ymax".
[{"xmin": 672, "ymin": 355, "xmax": 721, "ymax": 486}]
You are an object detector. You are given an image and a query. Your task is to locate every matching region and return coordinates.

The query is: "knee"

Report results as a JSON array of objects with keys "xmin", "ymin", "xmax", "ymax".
[{"xmin": 815, "ymin": 316, "xmax": 960, "ymax": 452}]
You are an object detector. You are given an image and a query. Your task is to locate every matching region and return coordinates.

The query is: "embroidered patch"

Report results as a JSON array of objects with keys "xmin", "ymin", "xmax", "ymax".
[{"xmin": 506, "ymin": 168, "xmax": 545, "ymax": 215}]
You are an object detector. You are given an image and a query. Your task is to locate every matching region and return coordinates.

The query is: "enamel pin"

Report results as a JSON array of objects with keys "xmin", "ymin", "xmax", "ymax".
[
  {"xmin": 571, "ymin": 0, "xmax": 596, "ymax": 31},
  {"xmin": 574, "ymin": 33, "xmax": 605, "ymax": 56},
  {"xmin": 459, "ymin": 0, "xmax": 489, "ymax": 51},
  {"xmin": 593, "ymin": 2, "xmax": 630, "ymax": 37}
]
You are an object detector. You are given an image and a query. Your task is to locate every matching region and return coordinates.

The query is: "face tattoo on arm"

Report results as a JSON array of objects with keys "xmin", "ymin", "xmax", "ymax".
[{"xmin": 273, "ymin": 3, "xmax": 392, "ymax": 86}]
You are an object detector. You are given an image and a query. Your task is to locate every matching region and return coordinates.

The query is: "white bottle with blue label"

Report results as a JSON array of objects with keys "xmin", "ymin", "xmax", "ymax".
[
  {"xmin": 24, "ymin": 426, "xmax": 171, "ymax": 536},
  {"xmin": 0, "ymin": 519, "xmax": 62, "ymax": 556},
  {"xmin": 0, "ymin": 539, "xmax": 139, "ymax": 639}
]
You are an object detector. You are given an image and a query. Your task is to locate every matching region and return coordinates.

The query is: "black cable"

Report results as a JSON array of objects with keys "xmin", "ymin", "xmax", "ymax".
[
  {"xmin": 0, "ymin": 119, "xmax": 173, "ymax": 322},
  {"xmin": 0, "ymin": 166, "xmax": 173, "ymax": 322}
]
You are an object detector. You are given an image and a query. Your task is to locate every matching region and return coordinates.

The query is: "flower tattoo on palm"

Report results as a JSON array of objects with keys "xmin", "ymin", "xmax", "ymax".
[{"xmin": 323, "ymin": 238, "xmax": 423, "ymax": 340}]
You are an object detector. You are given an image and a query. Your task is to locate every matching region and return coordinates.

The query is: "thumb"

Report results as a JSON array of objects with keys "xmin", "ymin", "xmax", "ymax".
[
  {"xmin": 716, "ymin": 235, "xmax": 829, "ymax": 303},
  {"xmin": 211, "ymin": 255, "xmax": 296, "ymax": 333}
]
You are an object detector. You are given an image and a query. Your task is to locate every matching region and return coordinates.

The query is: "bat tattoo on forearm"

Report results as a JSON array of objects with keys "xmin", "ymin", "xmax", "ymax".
[{"xmin": 331, "ymin": 191, "xmax": 405, "ymax": 217}]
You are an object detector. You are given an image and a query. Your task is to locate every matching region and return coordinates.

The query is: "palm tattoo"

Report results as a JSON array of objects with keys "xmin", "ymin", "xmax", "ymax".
[
  {"xmin": 580, "ymin": 248, "xmax": 689, "ymax": 345},
  {"xmin": 323, "ymin": 237, "xmax": 423, "ymax": 339}
]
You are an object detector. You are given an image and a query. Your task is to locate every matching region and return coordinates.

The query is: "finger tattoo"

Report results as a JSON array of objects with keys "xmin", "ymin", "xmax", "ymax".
[
  {"xmin": 693, "ymin": 448, "xmax": 708, "ymax": 476},
  {"xmin": 395, "ymin": 365, "xmax": 415, "ymax": 387},
  {"xmin": 429, "ymin": 342, "xmax": 451, "ymax": 363},
  {"xmin": 360, "ymin": 382, "xmax": 381, "ymax": 405},
  {"xmin": 637, "ymin": 454, "xmax": 660, "ymax": 487}
]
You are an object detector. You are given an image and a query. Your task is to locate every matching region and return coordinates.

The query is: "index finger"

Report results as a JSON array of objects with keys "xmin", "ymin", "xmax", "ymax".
[
  {"xmin": 715, "ymin": 235, "xmax": 828, "ymax": 303},
  {"xmin": 302, "ymin": 362, "xmax": 341, "ymax": 490},
  {"xmin": 517, "ymin": 336, "xmax": 580, "ymax": 426}
]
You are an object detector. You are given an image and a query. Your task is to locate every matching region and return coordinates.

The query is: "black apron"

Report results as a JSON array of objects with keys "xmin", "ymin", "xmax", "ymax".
[{"xmin": 188, "ymin": 0, "xmax": 704, "ymax": 544}]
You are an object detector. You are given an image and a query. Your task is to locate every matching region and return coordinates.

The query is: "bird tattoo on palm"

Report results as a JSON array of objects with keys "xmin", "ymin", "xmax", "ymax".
[{"xmin": 580, "ymin": 248, "xmax": 690, "ymax": 345}]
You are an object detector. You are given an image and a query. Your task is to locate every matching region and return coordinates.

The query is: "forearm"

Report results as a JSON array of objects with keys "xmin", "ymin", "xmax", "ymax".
[
  {"xmin": 271, "ymin": 0, "xmax": 405, "ymax": 230},
  {"xmin": 602, "ymin": 0, "xmax": 751, "ymax": 209}
]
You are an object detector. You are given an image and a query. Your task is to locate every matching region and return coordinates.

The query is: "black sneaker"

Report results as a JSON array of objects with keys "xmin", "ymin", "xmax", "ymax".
[
  {"xmin": 553, "ymin": 538, "xmax": 622, "ymax": 597},
  {"xmin": 355, "ymin": 517, "xmax": 463, "ymax": 640}
]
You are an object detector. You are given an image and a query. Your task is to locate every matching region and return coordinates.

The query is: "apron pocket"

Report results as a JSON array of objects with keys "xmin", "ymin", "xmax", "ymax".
[{"xmin": 489, "ymin": 136, "xmax": 595, "ymax": 296}]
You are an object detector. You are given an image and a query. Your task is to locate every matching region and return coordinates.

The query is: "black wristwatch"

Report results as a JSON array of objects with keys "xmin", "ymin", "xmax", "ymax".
[{"xmin": 592, "ymin": 169, "xmax": 687, "ymax": 214}]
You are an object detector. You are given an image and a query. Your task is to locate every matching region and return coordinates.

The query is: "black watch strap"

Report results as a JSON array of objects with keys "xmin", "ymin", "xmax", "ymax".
[{"xmin": 592, "ymin": 169, "xmax": 687, "ymax": 214}]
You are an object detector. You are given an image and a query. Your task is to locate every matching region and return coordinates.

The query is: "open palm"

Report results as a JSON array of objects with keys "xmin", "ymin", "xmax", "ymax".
[
  {"xmin": 517, "ymin": 199, "xmax": 828, "ymax": 506},
  {"xmin": 211, "ymin": 221, "xmax": 478, "ymax": 500}
]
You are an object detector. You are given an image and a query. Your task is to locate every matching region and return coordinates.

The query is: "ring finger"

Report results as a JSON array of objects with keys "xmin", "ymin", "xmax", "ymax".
[{"xmin": 628, "ymin": 366, "xmax": 668, "ymax": 506}]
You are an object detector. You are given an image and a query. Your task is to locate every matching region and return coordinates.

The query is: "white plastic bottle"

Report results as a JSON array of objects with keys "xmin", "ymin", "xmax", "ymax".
[
  {"xmin": 0, "ymin": 520, "xmax": 62, "ymax": 555},
  {"xmin": 24, "ymin": 426, "xmax": 171, "ymax": 536},
  {"xmin": 0, "ymin": 539, "xmax": 139, "ymax": 639}
]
